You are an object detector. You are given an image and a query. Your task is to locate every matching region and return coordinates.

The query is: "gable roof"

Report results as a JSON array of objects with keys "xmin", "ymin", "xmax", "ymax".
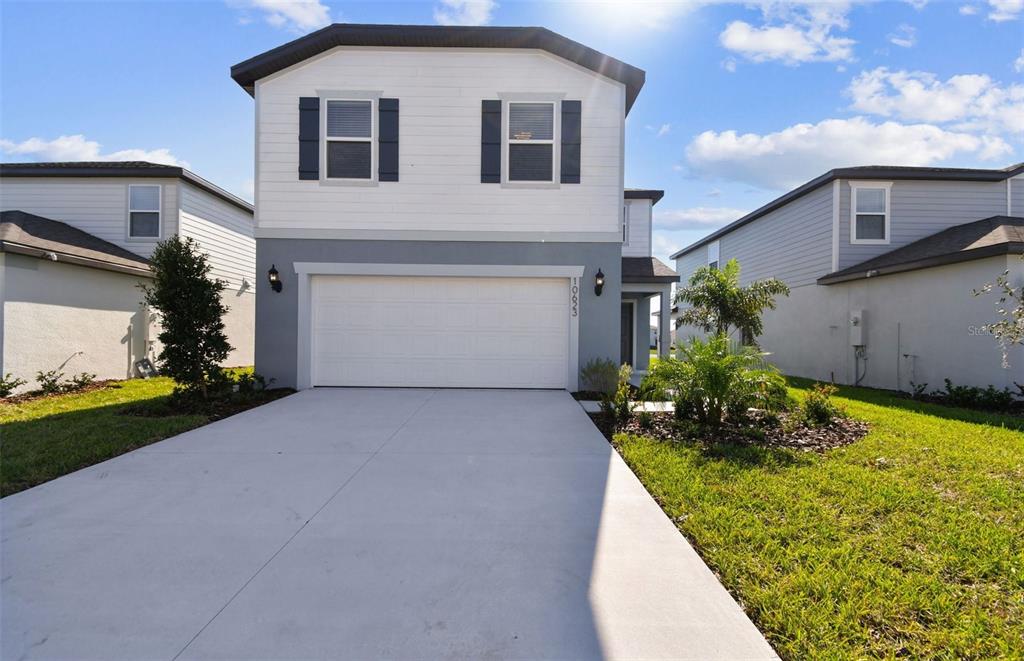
[
  {"xmin": 0, "ymin": 210, "xmax": 152, "ymax": 277},
  {"xmin": 0, "ymin": 162, "xmax": 254, "ymax": 214},
  {"xmin": 230, "ymin": 23, "xmax": 646, "ymax": 113},
  {"xmin": 625, "ymin": 188, "xmax": 664, "ymax": 205},
  {"xmin": 818, "ymin": 215, "xmax": 1024, "ymax": 285},
  {"xmin": 669, "ymin": 162, "xmax": 1024, "ymax": 261}
]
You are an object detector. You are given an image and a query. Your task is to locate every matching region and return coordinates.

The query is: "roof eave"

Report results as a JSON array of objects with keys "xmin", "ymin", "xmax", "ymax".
[
  {"xmin": 817, "ymin": 242, "xmax": 1024, "ymax": 285},
  {"xmin": 0, "ymin": 241, "xmax": 154, "ymax": 278}
]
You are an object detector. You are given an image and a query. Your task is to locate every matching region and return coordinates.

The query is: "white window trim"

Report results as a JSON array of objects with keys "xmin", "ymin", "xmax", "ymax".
[
  {"xmin": 502, "ymin": 98, "xmax": 561, "ymax": 187},
  {"xmin": 322, "ymin": 97, "xmax": 376, "ymax": 183},
  {"xmin": 707, "ymin": 240, "xmax": 720, "ymax": 268},
  {"xmin": 850, "ymin": 181, "xmax": 892, "ymax": 246},
  {"xmin": 127, "ymin": 184, "xmax": 162, "ymax": 240}
]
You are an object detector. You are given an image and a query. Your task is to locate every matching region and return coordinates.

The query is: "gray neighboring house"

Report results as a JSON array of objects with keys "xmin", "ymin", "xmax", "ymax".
[
  {"xmin": 671, "ymin": 163, "xmax": 1024, "ymax": 391},
  {"xmin": 0, "ymin": 162, "xmax": 256, "ymax": 392},
  {"xmin": 231, "ymin": 24, "xmax": 678, "ymax": 390}
]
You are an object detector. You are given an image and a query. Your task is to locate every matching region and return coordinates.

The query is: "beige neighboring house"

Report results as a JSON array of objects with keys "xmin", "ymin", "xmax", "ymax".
[{"xmin": 0, "ymin": 162, "xmax": 255, "ymax": 393}]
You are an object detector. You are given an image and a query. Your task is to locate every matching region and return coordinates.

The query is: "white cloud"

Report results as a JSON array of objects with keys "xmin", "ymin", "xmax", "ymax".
[
  {"xmin": 685, "ymin": 117, "xmax": 1011, "ymax": 190},
  {"xmin": 433, "ymin": 0, "xmax": 496, "ymax": 26},
  {"xmin": 847, "ymin": 67, "xmax": 1024, "ymax": 134},
  {"xmin": 888, "ymin": 24, "xmax": 917, "ymax": 48},
  {"xmin": 655, "ymin": 123, "xmax": 672, "ymax": 137},
  {"xmin": 1015, "ymin": 49, "xmax": 1024, "ymax": 72},
  {"xmin": 721, "ymin": 57, "xmax": 737, "ymax": 72},
  {"xmin": 959, "ymin": 4, "xmax": 978, "ymax": 14},
  {"xmin": 655, "ymin": 206, "xmax": 749, "ymax": 231},
  {"xmin": 719, "ymin": 2, "xmax": 856, "ymax": 64},
  {"xmin": 0, "ymin": 135, "xmax": 189, "ymax": 167},
  {"xmin": 905, "ymin": 0, "xmax": 928, "ymax": 8},
  {"xmin": 988, "ymin": 0, "xmax": 1023, "ymax": 21},
  {"xmin": 230, "ymin": 0, "xmax": 330, "ymax": 32}
]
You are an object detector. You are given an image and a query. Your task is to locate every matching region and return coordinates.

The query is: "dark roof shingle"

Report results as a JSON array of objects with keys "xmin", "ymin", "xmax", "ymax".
[
  {"xmin": 0, "ymin": 210, "xmax": 152, "ymax": 276},
  {"xmin": 818, "ymin": 215, "xmax": 1024, "ymax": 285},
  {"xmin": 230, "ymin": 24, "xmax": 646, "ymax": 112},
  {"xmin": 622, "ymin": 256, "xmax": 679, "ymax": 283}
]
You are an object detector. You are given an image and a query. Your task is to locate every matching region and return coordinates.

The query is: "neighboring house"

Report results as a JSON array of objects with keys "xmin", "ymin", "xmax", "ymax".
[
  {"xmin": 0, "ymin": 162, "xmax": 255, "ymax": 391},
  {"xmin": 230, "ymin": 23, "xmax": 678, "ymax": 390},
  {"xmin": 671, "ymin": 164, "xmax": 1024, "ymax": 391}
]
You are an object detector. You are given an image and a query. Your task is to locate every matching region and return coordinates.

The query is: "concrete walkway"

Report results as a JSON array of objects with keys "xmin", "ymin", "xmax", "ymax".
[{"xmin": 1, "ymin": 388, "xmax": 776, "ymax": 660}]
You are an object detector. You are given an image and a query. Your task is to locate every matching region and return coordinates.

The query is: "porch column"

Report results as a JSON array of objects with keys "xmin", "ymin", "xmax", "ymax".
[{"xmin": 659, "ymin": 284, "xmax": 672, "ymax": 358}]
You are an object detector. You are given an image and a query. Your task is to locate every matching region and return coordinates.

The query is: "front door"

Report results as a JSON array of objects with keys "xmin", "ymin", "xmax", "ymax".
[{"xmin": 620, "ymin": 302, "xmax": 633, "ymax": 367}]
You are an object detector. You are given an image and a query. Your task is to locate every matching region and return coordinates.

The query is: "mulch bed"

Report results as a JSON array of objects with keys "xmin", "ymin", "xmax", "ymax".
[
  {"xmin": 1, "ymin": 380, "xmax": 121, "ymax": 405},
  {"xmin": 590, "ymin": 410, "xmax": 870, "ymax": 453},
  {"xmin": 120, "ymin": 388, "xmax": 295, "ymax": 421}
]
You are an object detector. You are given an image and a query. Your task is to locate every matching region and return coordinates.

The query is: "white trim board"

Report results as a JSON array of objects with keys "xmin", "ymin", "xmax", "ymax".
[
  {"xmin": 293, "ymin": 262, "xmax": 585, "ymax": 391},
  {"xmin": 256, "ymin": 228, "xmax": 622, "ymax": 242}
]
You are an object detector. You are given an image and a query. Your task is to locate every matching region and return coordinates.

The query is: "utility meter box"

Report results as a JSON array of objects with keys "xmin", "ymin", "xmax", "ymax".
[{"xmin": 850, "ymin": 309, "xmax": 865, "ymax": 347}]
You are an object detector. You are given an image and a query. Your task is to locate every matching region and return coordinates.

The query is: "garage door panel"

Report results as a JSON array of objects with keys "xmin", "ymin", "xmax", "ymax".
[{"xmin": 312, "ymin": 275, "xmax": 569, "ymax": 388}]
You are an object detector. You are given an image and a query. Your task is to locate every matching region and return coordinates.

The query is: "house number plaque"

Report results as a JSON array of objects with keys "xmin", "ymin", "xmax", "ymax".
[{"xmin": 570, "ymin": 278, "xmax": 579, "ymax": 317}]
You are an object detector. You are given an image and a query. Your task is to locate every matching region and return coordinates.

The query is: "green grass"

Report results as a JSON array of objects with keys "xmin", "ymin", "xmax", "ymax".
[
  {"xmin": 613, "ymin": 380, "xmax": 1024, "ymax": 660},
  {"xmin": 0, "ymin": 371, "xmax": 281, "ymax": 497}
]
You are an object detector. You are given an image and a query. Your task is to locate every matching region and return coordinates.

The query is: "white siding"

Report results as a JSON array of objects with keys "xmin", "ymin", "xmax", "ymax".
[
  {"xmin": 256, "ymin": 48, "xmax": 624, "ymax": 236},
  {"xmin": 0, "ymin": 177, "xmax": 178, "ymax": 258},
  {"xmin": 1010, "ymin": 175, "xmax": 1024, "ymax": 217},
  {"xmin": 178, "ymin": 182, "xmax": 255, "ymax": 289},
  {"xmin": 838, "ymin": 179, "xmax": 1008, "ymax": 270},
  {"xmin": 622, "ymin": 198, "xmax": 651, "ymax": 257}
]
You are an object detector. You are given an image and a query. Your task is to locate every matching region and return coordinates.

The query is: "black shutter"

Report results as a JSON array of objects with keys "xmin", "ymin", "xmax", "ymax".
[
  {"xmin": 378, "ymin": 98, "xmax": 399, "ymax": 182},
  {"xmin": 560, "ymin": 100, "xmax": 581, "ymax": 184},
  {"xmin": 481, "ymin": 100, "xmax": 502, "ymax": 183},
  {"xmin": 298, "ymin": 97, "xmax": 320, "ymax": 181}
]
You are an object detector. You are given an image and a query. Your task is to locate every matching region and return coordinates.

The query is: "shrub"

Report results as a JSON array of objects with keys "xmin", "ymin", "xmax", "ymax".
[
  {"xmin": 909, "ymin": 381, "xmax": 929, "ymax": 399},
  {"xmin": 643, "ymin": 334, "xmax": 787, "ymax": 428},
  {"xmin": 935, "ymin": 378, "xmax": 1015, "ymax": 411},
  {"xmin": 35, "ymin": 370, "xmax": 64, "ymax": 395},
  {"xmin": 67, "ymin": 372, "xmax": 96, "ymax": 391},
  {"xmin": 580, "ymin": 357, "xmax": 619, "ymax": 395},
  {"xmin": 140, "ymin": 236, "xmax": 231, "ymax": 400},
  {"xmin": 599, "ymin": 363, "xmax": 633, "ymax": 424},
  {"xmin": 234, "ymin": 370, "xmax": 267, "ymax": 395},
  {"xmin": 636, "ymin": 410, "xmax": 654, "ymax": 430},
  {"xmin": 794, "ymin": 383, "xmax": 845, "ymax": 427},
  {"xmin": 0, "ymin": 373, "xmax": 27, "ymax": 398}
]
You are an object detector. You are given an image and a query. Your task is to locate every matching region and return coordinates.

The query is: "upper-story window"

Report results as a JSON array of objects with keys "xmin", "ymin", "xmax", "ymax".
[
  {"xmin": 851, "ymin": 182, "xmax": 891, "ymax": 244},
  {"xmin": 707, "ymin": 240, "xmax": 720, "ymax": 269},
  {"xmin": 507, "ymin": 102, "xmax": 555, "ymax": 182},
  {"xmin": 325, "ymin": 99, "xmax": 374, "ymax": 180},
  {"xmin": 622, "ymin": 204, "xmax": 630, "ymax": 245},
  {"xmin": 128, "ymin": 184, "xmax": 161, "ymax": 239}
]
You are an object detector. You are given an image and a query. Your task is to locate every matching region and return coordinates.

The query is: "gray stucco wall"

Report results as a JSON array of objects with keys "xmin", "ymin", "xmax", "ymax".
[{"xmin": 255, "ymin": 239, "xmax": 622, "ymax": 389}]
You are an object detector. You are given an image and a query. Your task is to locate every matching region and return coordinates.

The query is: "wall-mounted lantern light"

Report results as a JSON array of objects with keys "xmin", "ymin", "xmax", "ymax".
[
  {"xmin": 594, "ymin": 268, "xmax": 605, "ymax": 296},
  {"xmin": 268, "ymin": 264, "xmax": 282, "ymax": 293}
]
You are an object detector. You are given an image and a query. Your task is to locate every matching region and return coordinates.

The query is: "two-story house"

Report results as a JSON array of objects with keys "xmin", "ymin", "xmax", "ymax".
[
  {"xmin": 672, "ymin": 164, "xmax": 1024, "ymax": 391},
  {"xmin": 0, "ymin": 162, "xmax": 256, "ymax": 390},
  {"xmin": 231, "ymin": 24, "xmax": 677, "ymax": 390}
]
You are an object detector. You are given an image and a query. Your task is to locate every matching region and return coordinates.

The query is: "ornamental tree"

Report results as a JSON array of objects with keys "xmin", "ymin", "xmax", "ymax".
[{"xmin": 141, "ymin": 236, "xmax": 231, "ymax": 399}]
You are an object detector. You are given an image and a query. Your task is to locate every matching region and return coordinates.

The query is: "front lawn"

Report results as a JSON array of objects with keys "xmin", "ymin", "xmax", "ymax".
[
  {"xmin": 612, "ymin": 380, "xmax": 1024, "ymax": 659},
  {"xmin": 0, "ymin": 374, "xmax": 290, "ymax": 497}
]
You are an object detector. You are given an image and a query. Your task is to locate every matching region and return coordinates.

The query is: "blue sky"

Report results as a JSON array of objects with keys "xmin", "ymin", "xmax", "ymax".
[{"xmin": 2, "ymin": 0, "xmax": 1022, "ymax": 264}]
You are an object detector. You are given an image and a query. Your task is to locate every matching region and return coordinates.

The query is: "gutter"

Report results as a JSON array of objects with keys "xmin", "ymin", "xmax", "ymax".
[
  {"xmin": 817, "ymin": 242, "xmax": 1024, "ymax": 285},
  {"xmin": 0, "ymin": 241, "xmax": 154, "ymax": 278}
]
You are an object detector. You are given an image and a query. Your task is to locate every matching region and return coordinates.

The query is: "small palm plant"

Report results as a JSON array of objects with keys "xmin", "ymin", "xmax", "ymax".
[{"xmin": 642, "ymin": 334, "xmax": 788, "ymax": 428}]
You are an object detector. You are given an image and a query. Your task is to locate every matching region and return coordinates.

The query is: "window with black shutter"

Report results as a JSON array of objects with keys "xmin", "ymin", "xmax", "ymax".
[{"xmin": 325, "ymin": 100, "xmax": 373, "ymax": 180}]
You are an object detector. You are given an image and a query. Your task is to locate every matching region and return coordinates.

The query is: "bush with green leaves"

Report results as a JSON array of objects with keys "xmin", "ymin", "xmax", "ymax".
[
  {"xmin": 35, "ymin": 370, "xmax": 64, "ymax": 395},
  {"xmin": 599, "ymin": 363, "xmax": 634, "ymax": 424},
  {"xmin": 140, "ymin": 236, "xmax": 232, "ymax": 400},
  {"xmin": 793, "ymin": 383, "xmax": 845, "ymax": 427},
  {"xmin": 0, "ymin": 373, "xmax": 27, "ymax": 398},
  {"xmin": 935, "ymin": 378, "xmax": 1015, "ymax": 411},
  {"xmin": 579, "ymin": 357, "xmax": 619, "ymax": 395},
  {"xmin": 641, "ymin": 334, "xmax": 788, "ymax": 428},
  {"xmin": 68, "ymin": 372, "xmax": 96, "ymax": 391}
]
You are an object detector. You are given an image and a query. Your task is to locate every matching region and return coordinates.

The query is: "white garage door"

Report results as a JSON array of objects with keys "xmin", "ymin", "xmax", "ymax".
[{"xmin": 311, "ymin": 275, "xmax": 570, "ymax": 388}]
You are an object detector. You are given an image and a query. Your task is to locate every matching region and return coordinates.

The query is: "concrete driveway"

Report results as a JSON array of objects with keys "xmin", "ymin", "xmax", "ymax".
[{"xmin": 2, "ymin": 389, "xmax": 776, "ymax": 660}]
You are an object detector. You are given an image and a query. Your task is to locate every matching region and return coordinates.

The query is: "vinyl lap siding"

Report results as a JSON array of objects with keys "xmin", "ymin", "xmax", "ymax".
[
  {"xmin": 622, "ymin": 199, "xmax": 651, "ymax": 257},
  {"xmin": 1011, "ymin": 175, "xmax": 1024, "ymax": 216},
  {"xmin": 0, "ymin": 177, "xmax": 178, "ymax": 258},
  {"xmin": 720, "ymin": 184, "xmax": 833, "ymax": 287},
  {"xmin": 838, "ymin": 179, "xmax": 1008, "ymax": 270},
  {"xmin": 178, "ymin": 183, "xmax": 255, "ymax": 289},
  {"xmin": 256, "ymin": 48, "xmax": 624, "ymax": 236}
]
